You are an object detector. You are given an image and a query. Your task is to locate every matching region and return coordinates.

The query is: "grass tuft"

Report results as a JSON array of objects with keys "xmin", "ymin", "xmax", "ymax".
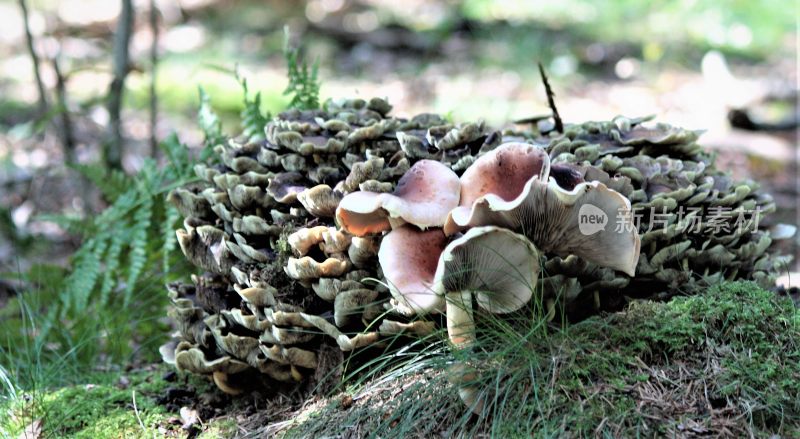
[{"xmin": 277, "ymin": 281, "xmax": 800, "ymax": 438}]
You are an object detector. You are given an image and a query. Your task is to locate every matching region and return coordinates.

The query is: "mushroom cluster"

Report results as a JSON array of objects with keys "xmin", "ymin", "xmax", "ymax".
[
  {"xmin": 336, "ymin": 142, "xmax": 641, "ymax": 409},
  {"xmin": 161, "ymin": 99, "xmax": 792, "ymax": 398},
  {"xmin": 161, "ymin": 98, "xmax": 502, "ymax": 393}
]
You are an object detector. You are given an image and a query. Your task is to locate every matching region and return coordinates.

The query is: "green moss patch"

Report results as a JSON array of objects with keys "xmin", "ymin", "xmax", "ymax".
[
  {"xmin": 0, "ymin": 366, "xmax": 236, "ymax": 438},
  {"xmin": 276, "ymin": 281, "xmax": 800, "ymax": 437}
]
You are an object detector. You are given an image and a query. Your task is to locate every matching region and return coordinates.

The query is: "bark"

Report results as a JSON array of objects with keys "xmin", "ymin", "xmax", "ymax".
[
  {"xmin": 105, "ymin": 0, "xmax": 134, "ymax": 169},
  {"xmin": 148, "ymin": 0, "xmax": 159, "ymax": 157},
  {"xmin": 18, "ymin": 0, "xmax": 48, "ymax": 115},
  {"xmin": 52, "ymin": 56, "xmax": 75, "ymax": 163}
]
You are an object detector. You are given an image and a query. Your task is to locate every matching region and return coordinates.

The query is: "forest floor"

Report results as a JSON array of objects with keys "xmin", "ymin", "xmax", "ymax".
[
  {"xmin": 2, "ymin": 281, "xmax": 799, "ymax": 437},
  {"xmin": 0, "ymin": 1, "xmax": 797, "ymax": 438}
]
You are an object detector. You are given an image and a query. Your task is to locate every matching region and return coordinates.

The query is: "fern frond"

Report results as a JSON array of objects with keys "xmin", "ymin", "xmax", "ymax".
[
  {"xmin": 99, "ymin": 232, "xmax": 125, "ymax": 306},
  {"xmin": 71, "ymin": 163, "xmax": 132, "ymax": 202},
  {"xmin": 197, "ymin": 87, "xmax": 226, "ymax": 152},
  {"xmin": 160, "ymin": 133, "xmax": 193, "ymax": 175},
  {"xmin": 63, "ymin": 236, "xmax": 107, "ymax": 314},
  {"xmin": 123, "ymin": 186, "xmax": 153, "ymax": 305},
  {"xmin": 240, "ymin": 77, "xmax": 269, "ymax": 142},
  {"xmin": 37, "ymin": 213, "xmax": 95, "ymax": 236},
  {"xmin": 283, "ymin": 29, "xmax": 321, "ymax": 110},
  {"xmin": 94, "ymin": 189, "xmax": 139, "ymax": 225},
  {"xmin": 19, "ymin": 128, "xmax": 205, "ymax": 366}
]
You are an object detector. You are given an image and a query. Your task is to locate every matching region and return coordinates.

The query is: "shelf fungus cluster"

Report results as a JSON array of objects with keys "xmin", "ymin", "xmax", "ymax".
[{"xmin": 161, "ymin": 98, "xmax": 793, "ymax": 405}]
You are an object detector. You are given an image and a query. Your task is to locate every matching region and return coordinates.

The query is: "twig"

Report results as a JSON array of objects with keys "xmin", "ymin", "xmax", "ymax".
[
  {"xmin": 105, "ymin": 0, "xmax": 134, "ymax": 169},
  {"xmin": 52, "ymin": 56, "xmax": 75, "ymax": 163},
  {"xmin": 538, "ymin": 62, "xmax": 563, "ymax": 133},
  {"xmin": 17, "ymin": 0, "xmax": 48, "ymax": 116},
  {"xmin": 148, "ymin": 0, "xmax": 159, "ymax": 157}
]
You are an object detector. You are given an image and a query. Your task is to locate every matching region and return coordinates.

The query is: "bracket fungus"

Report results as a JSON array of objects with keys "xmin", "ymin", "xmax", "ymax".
[{"xmin": 163, "ymin": 98, "xmax": 792, "ymax": 409}]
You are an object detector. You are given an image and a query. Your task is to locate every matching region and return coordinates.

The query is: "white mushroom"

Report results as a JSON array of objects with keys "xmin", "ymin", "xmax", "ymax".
[
  {"xmin": 431, "ymin": 226, "xmax": 541, "ymax": 412},
  {"xmin": 432, "ymin": 226, "xmax": 540, "ymax": 345},
  {"xmin": 446, "ymin": 176, "xmax": 640, "ymax": 276}
]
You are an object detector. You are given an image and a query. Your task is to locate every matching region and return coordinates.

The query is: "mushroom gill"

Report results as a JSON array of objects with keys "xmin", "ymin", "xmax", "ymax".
[{"xmin": 446, "ymin": 175, "xmax": 640, "ymax": 277}]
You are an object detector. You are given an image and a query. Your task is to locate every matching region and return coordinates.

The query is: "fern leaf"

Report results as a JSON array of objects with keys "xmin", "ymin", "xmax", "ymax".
[
  {"xmin": 123, "ymin": 190, "xmax": 153, "ymax": 305},
  {"xmin": 197, "ymin": 87, "xmax": 225, "ymax": 150},
  {"xmin": 283, "ymin": 30, "xmax": 321, "ymax": 110},
  {"xmin": 72, "ymin": 163, "xmax": 132, "ymax": 202},
  {"xmin": 241, "ymin": 87, "xmax": 268, "ymax": 142},
  {"xmin": 63, "ymin": 237, "xmax": 107, "ymax": 314},
  {"xmin": 160, "ymin": 133, "xmax": 192, "ymax": 175},
  {"xmin": 37, "ymin": 213, "xmax": 95, "ymax": 236},
  {"xmin": 99, "ymin": 231, "xmax": 125, "ymax": 306},
  {"xmin": 94, "ymin": 189, "xmax": 139, "ymax": 225}
]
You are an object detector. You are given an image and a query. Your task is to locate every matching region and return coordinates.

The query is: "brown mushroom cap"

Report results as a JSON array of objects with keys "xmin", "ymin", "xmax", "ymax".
[
  {"xmin": 445, "ymin": 142, "xmax": 550, "ymax": 235},
  {"xmin": 446, "ymin": 176, "xmax": 641, "ymax": 276},
  {"xmin": 336, "ymin": 160, "xmax": 460, "ymax": 236},
  {"xmin": 377, "ymin": 225, "xmax": 449, "ymax": 315}
]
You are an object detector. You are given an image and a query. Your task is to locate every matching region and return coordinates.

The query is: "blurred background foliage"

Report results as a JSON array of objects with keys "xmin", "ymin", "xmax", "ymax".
[{"xmin": 0, "ymin": 0, "xmax": 795, "ymax": 391}]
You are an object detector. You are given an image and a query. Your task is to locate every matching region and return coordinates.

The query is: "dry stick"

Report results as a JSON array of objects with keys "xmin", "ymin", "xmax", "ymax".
[
  {"xmin": 17, "ymin": 0, "xmax": 48, "ymax": 115},
  {"xmin": 52, "ymin": 56, "xmax": 75, "ymax": 164},
  {"xmin": 538, "ymin": 62, "xmax": 563, "ymax": 133},
  {"xmin": 148, "ymin": 0, "xmax": 159, "ymax": 157},
  {"xmin": 105, "ymin": 0, "xmax": 134, "ymax": 169}
]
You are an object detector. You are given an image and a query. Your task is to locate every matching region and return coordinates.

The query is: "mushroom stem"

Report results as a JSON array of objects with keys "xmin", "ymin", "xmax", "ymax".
[
  {"xmin": 446, "ymin": 290, "xmax": 475, "ymax": 347},
  {"xmin": 446, "ymin": 290, "xmax": 484, "ymax": 414},
  {"xmin": 449, "ymin": 363, "xmax": 485, "ymax": 413}
]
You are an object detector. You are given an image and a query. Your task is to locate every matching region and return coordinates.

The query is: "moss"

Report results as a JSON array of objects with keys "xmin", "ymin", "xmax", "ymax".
[
  {"xmin": 280, "ymin": 281, "xmax": 800, "ymax": 438},
  {"xmin": 0, "ymin": 366, "xmax": 237, "ymax": 439}
]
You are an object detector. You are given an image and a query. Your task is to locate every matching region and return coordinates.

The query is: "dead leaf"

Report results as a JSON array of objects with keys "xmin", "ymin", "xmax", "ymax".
[{"xmin": 180, "ymin": 406, "xmax": 200, "ymax": 430}]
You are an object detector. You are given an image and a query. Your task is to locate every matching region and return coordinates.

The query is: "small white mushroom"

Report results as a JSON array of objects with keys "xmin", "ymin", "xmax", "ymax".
[{"xmin": 432, "ymin": 226, "xmax": 540, "ymax": 345}]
